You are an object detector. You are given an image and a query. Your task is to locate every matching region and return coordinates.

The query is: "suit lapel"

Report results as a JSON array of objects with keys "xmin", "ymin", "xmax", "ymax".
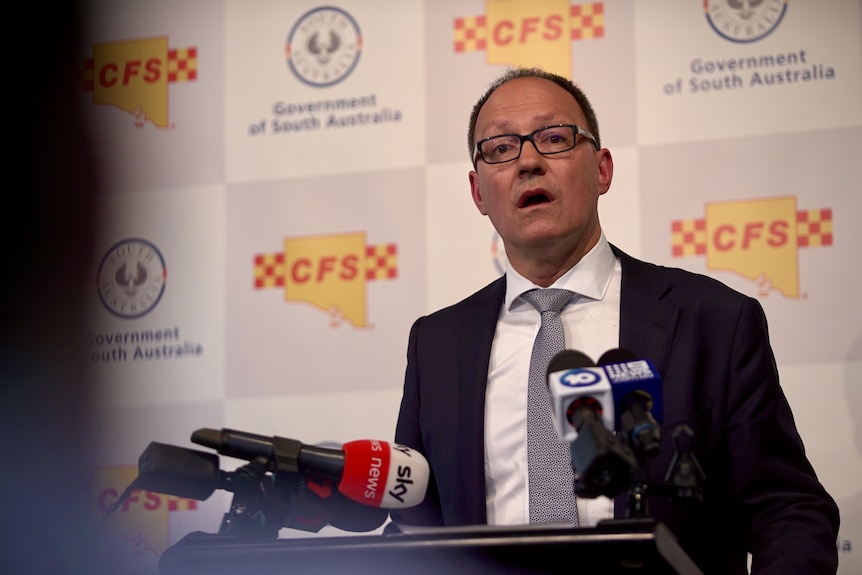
[
  {"xmin": 613, "ymin": 245, "xmax": 678, "ymax": 377},
  {"xmin": 611, "ymin": 246, "xmax": 679, "ymax": 518},
  {"xmin": 455, "ymin": 277, "xmax": 505, "ymax": 523}
]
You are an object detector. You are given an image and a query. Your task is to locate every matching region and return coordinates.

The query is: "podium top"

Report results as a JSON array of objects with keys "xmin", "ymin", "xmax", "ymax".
[{"xmin": 160, "ymin": 519, "xmax": 703, "ymax": 575}]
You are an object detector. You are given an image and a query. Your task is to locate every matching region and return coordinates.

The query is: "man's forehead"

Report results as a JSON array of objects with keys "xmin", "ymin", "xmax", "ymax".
[
  {"xmin": 476, "ymin": 78, "xmax": 584, "ymax": 133},
  {"xmin": 481, "ymin": 112, "xmax": 565, "ymax": 134}
]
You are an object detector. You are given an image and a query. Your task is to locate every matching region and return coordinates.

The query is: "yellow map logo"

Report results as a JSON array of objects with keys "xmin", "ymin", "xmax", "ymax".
[
  {"xmin": 672, "ymin": 196, "xmax": 833, "ymax": 298},
  {"xmin": 94, "ymin": 466, "xmax": 198, "ymax": 557},
  {"xmin": 82, "ymin": 36, "xmax": 198, "ymax": 128},
  {"xmin": 254, "ymin": 232, "xmax": 398, "ymax": 328},
  {"xmin": 454, "ymin": 0, "xmax": 605, "ymax": 76}
]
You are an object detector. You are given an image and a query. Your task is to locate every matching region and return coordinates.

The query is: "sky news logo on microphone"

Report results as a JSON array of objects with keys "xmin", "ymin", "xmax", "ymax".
[
  {"xmin": 253, "ymin": 231, "xmax": 398, "ymax": 328},
  {"xmin": 671, "ymin": 195, "xmax": 833, "ymax": 298},
  {"xmin": 339, "ymin": 440, "xmax": 428, "ymax": 509},
  {"xmin": 453, "ymin": 0, "xmax": 605, "ymax": 77},
  {"xmin": 81, "ymin": 36, "xmax": 197, "ymax": 128}
]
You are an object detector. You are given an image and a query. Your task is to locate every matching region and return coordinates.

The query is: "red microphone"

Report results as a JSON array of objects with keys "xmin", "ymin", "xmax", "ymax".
[
  {"xmin": 190, "ymin": 428, "xmax": 429, "ymax": 509},
  {"xmin": 338, "ymin": 439, "xmax": 427, "ymax": 509}
]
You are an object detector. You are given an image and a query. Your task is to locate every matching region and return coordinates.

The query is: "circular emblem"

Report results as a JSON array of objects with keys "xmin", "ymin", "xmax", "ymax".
[
  {"xmin": 704, "ymin": 0, "xmax": 788, "ymax": 43},
  {"xmin": 286, "ymin": 6, "xmax": 362, "ymax": 87},
  {"xmin": 97, "ymin": 238, "xmax": 167, "ymax": 319},
  {"xmin": 560, "ymin": 369, "xmax": 601, "ymax": 388}
]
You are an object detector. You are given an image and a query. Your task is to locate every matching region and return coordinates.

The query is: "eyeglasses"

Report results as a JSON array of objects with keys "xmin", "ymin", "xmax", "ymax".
[{"xmin": 474, "ymin": 124, "xmax": 598, "ymax": 165}]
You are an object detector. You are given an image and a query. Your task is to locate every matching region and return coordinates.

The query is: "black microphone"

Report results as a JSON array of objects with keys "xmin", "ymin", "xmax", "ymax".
[
  {"xmin": 597, "ymin": 348, "xmax": 664, "ymax": 457},
  {"xmin": 191, "ymin": 427, "xmax": 342, "ymax": 476},
  {"xmin": 102, "ymin": 442, "xmax": 224, "ymax": 520},
  {"xmin": 546, "ymin": 350, "xmax": 637, "ymax": 498},
  {"xmin": 107, "ymin": 442, "xmax": 387, "ymax": 533},
  {"xmin": 191, "ymin": 428, "xmax": 429, "ymax": 509}
]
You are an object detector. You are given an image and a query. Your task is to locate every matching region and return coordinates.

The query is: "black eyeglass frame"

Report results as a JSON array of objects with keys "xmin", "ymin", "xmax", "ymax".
[{"xmin": 473, "ymin": 124, "xmax": 599, "ymax": 166}]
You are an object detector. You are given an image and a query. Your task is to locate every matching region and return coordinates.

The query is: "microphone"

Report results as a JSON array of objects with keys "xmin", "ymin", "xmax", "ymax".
[
  {"xmin": 546, "ymin": 349, "xmax": 614, "ymax": 442},
  {"xmin": 546, "ymin": 350, "xmax": 637, "ymax": 498},
  {"xmin": 597, "ymin": 348, "xmax": 664, "ymax": 457},
  {"xmin": 264, "ymin": 470, "xmax": 389, "ymax": 533},
  {"xmin": 109, "ymin": 441, "xmax": 388, "ymax": 533},
  {"xmin": 190, "ymin": 428, "xmax": 429, "ymax": 509},
  {"xmin": 102, "ymin": 442, "xmax": 223, "ymax": 520}
]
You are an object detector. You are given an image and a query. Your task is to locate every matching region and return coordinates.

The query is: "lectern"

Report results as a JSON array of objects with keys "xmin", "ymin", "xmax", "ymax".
[{"xmin": 159, "ymin": 518, "xmax": 703, "ymax": 575}]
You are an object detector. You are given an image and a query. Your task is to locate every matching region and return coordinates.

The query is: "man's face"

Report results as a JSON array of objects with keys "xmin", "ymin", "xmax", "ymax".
[{"xmin": 469, "ymin": 77, "xmax": 613, "ymax": 268}]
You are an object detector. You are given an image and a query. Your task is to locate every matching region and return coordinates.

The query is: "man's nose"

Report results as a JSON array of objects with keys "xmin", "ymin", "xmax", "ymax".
[{"xmin": 516, "ymin": 139, "xmax": 547, "ymax": 174}]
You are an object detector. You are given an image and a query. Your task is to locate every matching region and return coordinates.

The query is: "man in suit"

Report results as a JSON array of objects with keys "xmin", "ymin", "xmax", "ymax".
[{"xmin": 389, "ymin": 68, "xmax": 839, "ymax": 574}]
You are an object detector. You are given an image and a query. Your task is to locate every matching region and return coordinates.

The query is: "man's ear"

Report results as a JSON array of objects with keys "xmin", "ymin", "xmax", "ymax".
[
  {"xmin": 469, "ymin": 170, "xmax": 488, "ymax": 215},
  {"xmin": 596, "ymin": 148, "xmax": 614, "ymax": 196}
]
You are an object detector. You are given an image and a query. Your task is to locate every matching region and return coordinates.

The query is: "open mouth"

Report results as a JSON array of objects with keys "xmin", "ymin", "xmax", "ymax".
[{"xmin": 519, "ymin": 190, "xmax": 552, "ymax": 208}]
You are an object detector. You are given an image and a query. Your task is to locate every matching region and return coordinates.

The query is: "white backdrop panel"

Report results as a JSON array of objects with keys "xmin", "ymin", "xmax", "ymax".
[
  {"xmin": 635, "ymin": 0, "xmax": 862, "ymax": 145},
  {"xmin": 225, "ymin": 169, "xmax": 425, "ymax": 398},
  {"xmin": 781, "ymin": 358, "xmax": 862, "ymax": 573},
  {"xmin": 640, "ymin": 127, "xmax": 862, "ymax": 366},
  {"xmin": 88, "ymin": 184, "xmax": 227, "ymax": 408},
  {"xmin": 82, "ymin": 0, "xmax": 225, "ymax": 192},
  {"xmin": 225, "ymin": 0, "xmax": 426, "ymax": 182}
]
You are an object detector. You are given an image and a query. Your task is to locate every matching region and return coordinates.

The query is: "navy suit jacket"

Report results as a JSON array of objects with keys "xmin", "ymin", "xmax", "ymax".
[{"xmin": 391, "ymin": 246, "xmax": 838, "ymax": 574}]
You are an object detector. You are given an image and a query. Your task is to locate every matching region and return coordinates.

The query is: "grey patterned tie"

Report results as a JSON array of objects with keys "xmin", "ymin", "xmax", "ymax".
[{"xmin": 520, "ymin": 288, "xmax": 579, "ymax": 525}]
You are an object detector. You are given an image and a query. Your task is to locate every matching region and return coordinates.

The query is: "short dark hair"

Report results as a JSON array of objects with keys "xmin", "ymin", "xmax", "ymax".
[{"xmin": 467, "ymin": 67, "xmax": 601, "ymax": 164}]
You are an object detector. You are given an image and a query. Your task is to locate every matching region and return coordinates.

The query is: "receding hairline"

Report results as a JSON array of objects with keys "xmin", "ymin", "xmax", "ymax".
[{"xmin": 467, "ymin": 67, "xmax": 601, "ymax": 161}]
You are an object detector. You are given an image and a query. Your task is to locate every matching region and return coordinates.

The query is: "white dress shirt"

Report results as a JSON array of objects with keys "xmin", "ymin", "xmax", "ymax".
[{"xmin": 484, "ymin": 232, "xmax": 622, "ymax": 526}]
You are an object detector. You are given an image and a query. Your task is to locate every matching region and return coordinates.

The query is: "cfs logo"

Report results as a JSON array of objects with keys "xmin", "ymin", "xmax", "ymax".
[
  {"xmin": 94, "ymin": 466, "xmax": 198, "ymax": 558},
  {"xmin": 453, "ymin": 0, "xmax": 605, "ymax": 76},
  {"xmin": 704, "ymin": 0, "xmax": 789, "ymax": 44},
  {"xmin": 560, "ymin": 368, "xmax": 602, "ymax": 388},
  {"xmin": 254, "ymin": 231, "xmax": 398, "ymax": 328},
  {"xmin": 671, "ymin": 195, "xmax": 833, "ymax": 298},
  {"xmin": 81, "ymin": 36, "xmax": 198, "ymax": 127}
]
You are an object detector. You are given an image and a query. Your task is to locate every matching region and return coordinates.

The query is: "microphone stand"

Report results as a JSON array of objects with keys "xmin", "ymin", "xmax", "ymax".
[
  {"xmin": 574, "ymin": 424, "xmax": 705, "ymax": 518},
  {"xmin": 623, "ymin": 424, "xmax": 706, "ymax": 519},
  {"xmin": 219, "ymin": 456, "xmax": 341, "ymax": 538},
  {"xmin": 218, "ymin": 456, "xmax": 283, "ymax": 539}
]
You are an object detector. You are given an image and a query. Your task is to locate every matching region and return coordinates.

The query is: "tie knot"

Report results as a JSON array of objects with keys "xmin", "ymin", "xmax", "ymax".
[{"xmin": 520, "ymin": 288, "xmax": 574, "ymax": 314}]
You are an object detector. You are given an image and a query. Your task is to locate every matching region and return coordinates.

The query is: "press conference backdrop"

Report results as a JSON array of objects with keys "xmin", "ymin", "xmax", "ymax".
[{"xmin": 80, "ymin": 1, "xmax": 861, "ymax": 572}]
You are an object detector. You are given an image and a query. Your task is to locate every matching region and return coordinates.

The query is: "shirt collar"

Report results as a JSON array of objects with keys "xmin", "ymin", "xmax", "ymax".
[{"xmin": 504, "ymin": 232, "xmax": 616, "ymax": 312}]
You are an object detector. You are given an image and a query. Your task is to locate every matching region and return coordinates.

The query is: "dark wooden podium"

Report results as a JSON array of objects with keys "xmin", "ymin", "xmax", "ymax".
[{"xmin": 159, "ymin": 519, "xmax": 703, "ymax": 575}]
